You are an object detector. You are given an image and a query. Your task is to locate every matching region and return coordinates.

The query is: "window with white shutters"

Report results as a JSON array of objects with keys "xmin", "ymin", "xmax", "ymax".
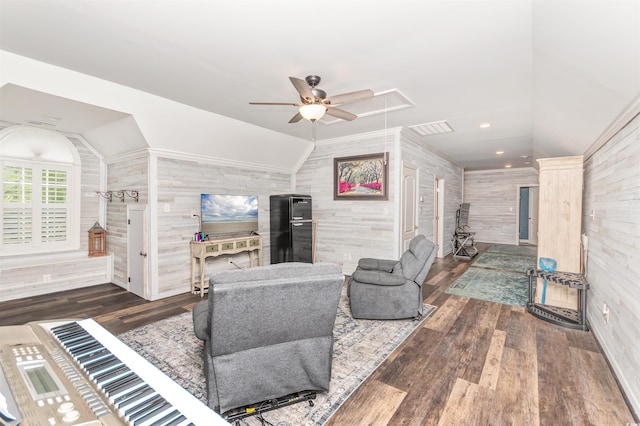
[
  {"xmin": 2, "ymin": 162, "xmax": 72, "ymax": 251},
  {"xmin": 1, "ymin": 126, "xmax": 80, "ymax": 256},
  {"xmin": 2, "ymin": 165, "xmax": 33, "ymax": 245}
]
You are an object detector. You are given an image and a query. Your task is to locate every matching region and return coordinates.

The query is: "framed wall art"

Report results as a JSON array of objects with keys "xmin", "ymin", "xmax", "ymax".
[{"xmin": 334, "ymin": 152, "xmax": 388, "ymax": 200}]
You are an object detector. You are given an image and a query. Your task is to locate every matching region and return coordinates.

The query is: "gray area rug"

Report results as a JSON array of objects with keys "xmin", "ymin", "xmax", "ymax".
[
  {"xmin": 446, "ymin": 244, "xmax": 536, "ymax": 307},
  {"xmin": 486, "ymin": 243, "xmax": 537, "ymax": 257},
  {"xmin": 118, "ymin": 286, "xmax": 436, "ymax": 426},
  {"xmin": 472, "ymin": 252, "xmax": 536, "ymax": 273}
]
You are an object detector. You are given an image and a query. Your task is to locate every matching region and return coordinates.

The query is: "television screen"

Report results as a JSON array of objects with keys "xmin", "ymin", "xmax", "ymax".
[{"xmin": 201, "ymin": 194, "xmax": 259, "ymax": 237}]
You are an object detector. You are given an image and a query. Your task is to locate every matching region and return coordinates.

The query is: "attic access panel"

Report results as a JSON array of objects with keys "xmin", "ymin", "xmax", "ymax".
[{"xmin": 319, "ymin": 89, "xmax": 414, "ymax": 124}]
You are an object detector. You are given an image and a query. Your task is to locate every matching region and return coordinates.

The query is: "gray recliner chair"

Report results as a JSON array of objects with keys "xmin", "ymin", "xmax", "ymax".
[
  {"xmin": 347, "ymin": 235, "xmax": 438, "ymax": 319},
  {"xmin": 192, "ymin": 262, "xmax": 344, "ymax": 416}
]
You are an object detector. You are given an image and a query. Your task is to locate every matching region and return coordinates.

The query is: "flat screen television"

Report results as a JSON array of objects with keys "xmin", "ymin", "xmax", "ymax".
[{"xmin": 201, "ymin": 194, "xmax": 259, "ymax": 237}]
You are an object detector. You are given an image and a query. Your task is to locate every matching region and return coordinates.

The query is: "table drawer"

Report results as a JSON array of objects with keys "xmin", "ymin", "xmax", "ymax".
[{"xmin": 205, "ymin": 244, "xmax": 220, "ymax": 253}]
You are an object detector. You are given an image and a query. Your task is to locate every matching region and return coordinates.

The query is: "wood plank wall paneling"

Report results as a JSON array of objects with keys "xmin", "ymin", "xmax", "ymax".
[
  {"xmin": 296, "ymin": 130, "xmax": 463, "ymax": 274},
  {"xmin": 0, "ymin": 255, "xmax": 111, "ymax": 302},
  {"xmin": 154, "ymin": 157, "xmax": 291, "ymax": 299},
  {"xmin": 583, "ymin": 112, "xmax": 640, "ymax": 416},
  {"xmin": 0, "ymin": 135, "xmax": 110, "ymax": 301},
  {"xmin": 464, "ymin": 168, "xmax": 539, "ymax": 244},
  {"xmin": 400, "ymin": 129, "xmax": 464, "ymax": 256},
  {"xmin": 107, "ymin": 155, "xmax": 149, "ymax": 288},
  {"xmin": 296, "ymin": 134, "xmax": 397, "ymax": 273},
  {"xmin": 68, "ymin": 136, "xmax": 102, "ymax": 251}
]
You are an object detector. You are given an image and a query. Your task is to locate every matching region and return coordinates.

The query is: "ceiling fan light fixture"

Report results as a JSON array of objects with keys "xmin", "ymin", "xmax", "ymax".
[{"xmin": 299, "ymin": 104, "xmax": 326, "ymax": 122}]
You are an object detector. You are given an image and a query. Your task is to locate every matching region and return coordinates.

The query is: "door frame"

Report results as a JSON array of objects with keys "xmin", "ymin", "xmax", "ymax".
[
  {"xmin": 516, "ymin": 184, "xmax": 538, "ymax": 245},
  {"xmin": 434, "ymin": 177, "xmax": 445, "ymax": 258}
]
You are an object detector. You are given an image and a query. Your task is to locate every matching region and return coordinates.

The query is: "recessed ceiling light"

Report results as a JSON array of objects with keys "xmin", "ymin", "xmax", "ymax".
[
  {"xmin": 505, "ymin": 164, "xmax": 512, "ymax": 168},
  {"xmin": 480, "ymin": 122, "xmax": 492, "ymax": 129},
  {"xmin": 496, "ymin": 150, "xmax": 504, "ymax": 155}
]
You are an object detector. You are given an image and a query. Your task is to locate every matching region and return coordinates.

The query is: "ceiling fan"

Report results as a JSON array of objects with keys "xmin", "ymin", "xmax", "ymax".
[{"xmin": 250, "ymin": 75, "xmax": 374, "ymax": 123}]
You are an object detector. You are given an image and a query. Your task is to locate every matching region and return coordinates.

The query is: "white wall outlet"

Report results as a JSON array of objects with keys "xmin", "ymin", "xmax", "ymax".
[
  {"xmin": 164, "ymin": 203, "xmax": 171, "ymax": 213},
  {"xmin": 191, "ymin": 210, "xmax": 199, "ymax": 218},
  {"xmin": 43, "ymin": 274, "xmax": 51, "ymax": 283}
]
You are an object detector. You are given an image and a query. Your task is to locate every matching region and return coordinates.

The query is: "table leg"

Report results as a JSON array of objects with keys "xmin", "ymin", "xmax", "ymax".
[
  {"xmin": 199, "ymin": 256, "xmax": 206, "ymax": 298},
  {"xmin": 190, "ymin": 256, "xmax": 196, "ymax": 295}
]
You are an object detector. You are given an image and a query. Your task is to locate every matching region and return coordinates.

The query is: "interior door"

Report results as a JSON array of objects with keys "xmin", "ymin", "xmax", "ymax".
[
  {"xmin": 519, "ymin": 187, "xmax": 530, "ymax": 240},
  {"xmin": 401, "ymin": 165, "xmax": 418, "ymax": 251},
  {"xmin": 528, "ymin": 186, "xmax": 539, "ymax": 245},
  {"xmin": 128, "ymin": 205, "xmax": 146, "ymax": 298}
]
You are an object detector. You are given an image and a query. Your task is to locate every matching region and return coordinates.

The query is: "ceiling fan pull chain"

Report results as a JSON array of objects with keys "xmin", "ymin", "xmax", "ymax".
[{"xmin": 384, "ymin": 97, "xmax": 388, "ymax": 164}]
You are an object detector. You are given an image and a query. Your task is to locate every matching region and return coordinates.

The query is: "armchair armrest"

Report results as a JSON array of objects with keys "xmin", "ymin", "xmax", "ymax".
[
  {"xmin": 357, "ymin": 258, "xmax": 398, "ymax": 272},
  {"xmin": 192, "ymin": 300, "xmax": 209, "ymax": 341},
  {"xmin": 351, "ymin": 269, "xmax": 406, "ymax": 286}
]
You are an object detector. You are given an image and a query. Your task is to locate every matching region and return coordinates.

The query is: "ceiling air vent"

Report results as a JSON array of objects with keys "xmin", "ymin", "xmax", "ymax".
[{"xmin": 410, "ymin": 120, "xmax": 453, "ymax": 136}]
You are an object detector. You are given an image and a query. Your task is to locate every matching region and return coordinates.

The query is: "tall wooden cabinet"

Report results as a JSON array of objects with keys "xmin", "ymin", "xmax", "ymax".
[{"xmin": 535, "ymin": 156, "xmax": 583, "ymax": 309}]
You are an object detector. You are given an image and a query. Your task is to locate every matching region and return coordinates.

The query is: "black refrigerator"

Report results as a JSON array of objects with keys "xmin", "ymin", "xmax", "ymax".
[{"xmin": 270, "ymin": 194, "xmax": 313, "ymax": 263}]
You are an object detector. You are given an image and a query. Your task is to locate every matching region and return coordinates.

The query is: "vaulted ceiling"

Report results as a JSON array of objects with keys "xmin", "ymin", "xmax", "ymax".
[{"xmin": 1, "ymin": 0, "xmax": 639, "ymax": 171}]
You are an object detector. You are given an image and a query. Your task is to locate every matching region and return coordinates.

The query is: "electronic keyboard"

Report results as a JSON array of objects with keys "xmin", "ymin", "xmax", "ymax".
[{"xmin": 0, "ymin": 318, "xmax": 229, "ymax": 426}]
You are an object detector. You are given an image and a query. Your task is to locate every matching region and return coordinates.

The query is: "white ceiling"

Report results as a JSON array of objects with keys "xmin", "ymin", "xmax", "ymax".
[{"xmin": 0, "ymin": 0, "xmax": 639, "ymax": 170}]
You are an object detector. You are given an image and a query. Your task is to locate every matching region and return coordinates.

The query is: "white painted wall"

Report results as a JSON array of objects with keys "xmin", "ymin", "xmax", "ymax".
[{"xmin": 0, "ymin": 50, "xmax": 313, "ymax": 172}]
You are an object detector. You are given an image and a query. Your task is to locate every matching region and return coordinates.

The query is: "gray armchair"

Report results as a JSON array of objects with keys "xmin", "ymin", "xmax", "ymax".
[
  {"xmin": 192, "ymin": 262, "xmax": 344, "ymax": 415},
  {"xmin": 347, "ymin": 235, "xmax": 437, "ymax": 319}
]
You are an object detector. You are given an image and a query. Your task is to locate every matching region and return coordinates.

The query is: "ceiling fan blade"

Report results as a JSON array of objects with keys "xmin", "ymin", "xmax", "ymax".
[
  {"xmin": 325, "ymin": 107, "xmax": 357, "ymax": 121},
  {"xmin": 289, "ymin": 77, "xmax": 314, "ymax": 102},
  {"xmin": 289, "ymin": 112, "xmax": 303, "ymax": 123},
  {"xmin": 249, "ymin": 102, "xmax": 300, "ymax": 106},
  {"xmin": 326, "ymin": 89, "xmax": 374, "ymax": 105}
]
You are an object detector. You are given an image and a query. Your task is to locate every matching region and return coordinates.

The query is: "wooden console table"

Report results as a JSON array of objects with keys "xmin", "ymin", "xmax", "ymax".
[
  {"xmin": 526, "ymin": 268, "xmax": 590, "ymax": 331},
  {"xmin": 190, "ymin": 235, "xmax": 263, "ymax": 297}
]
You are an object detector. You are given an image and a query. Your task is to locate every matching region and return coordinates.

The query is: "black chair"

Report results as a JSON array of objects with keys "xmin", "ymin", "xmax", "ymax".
[{"xmin": 451, "ymin": 203, "xmax": 478, "ymax": 260}]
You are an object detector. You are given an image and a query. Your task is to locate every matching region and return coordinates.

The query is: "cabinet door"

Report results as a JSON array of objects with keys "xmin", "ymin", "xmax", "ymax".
[
  {"xmin": 291, "ymin": 221, "xmax": 313, "ymax": 263},
  {"xmin": 536, "ymin": 156, "xmax": 583, "ymax": 309},
  {"xmin": 291, "ymin": 197, "xmax": 312, "ymax": 220}
]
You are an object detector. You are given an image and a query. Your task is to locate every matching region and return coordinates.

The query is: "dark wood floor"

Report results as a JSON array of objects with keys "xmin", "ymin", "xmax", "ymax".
[{"xmin": 1, "ymin": 243, "xmax": 636, "ymax": 425}]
